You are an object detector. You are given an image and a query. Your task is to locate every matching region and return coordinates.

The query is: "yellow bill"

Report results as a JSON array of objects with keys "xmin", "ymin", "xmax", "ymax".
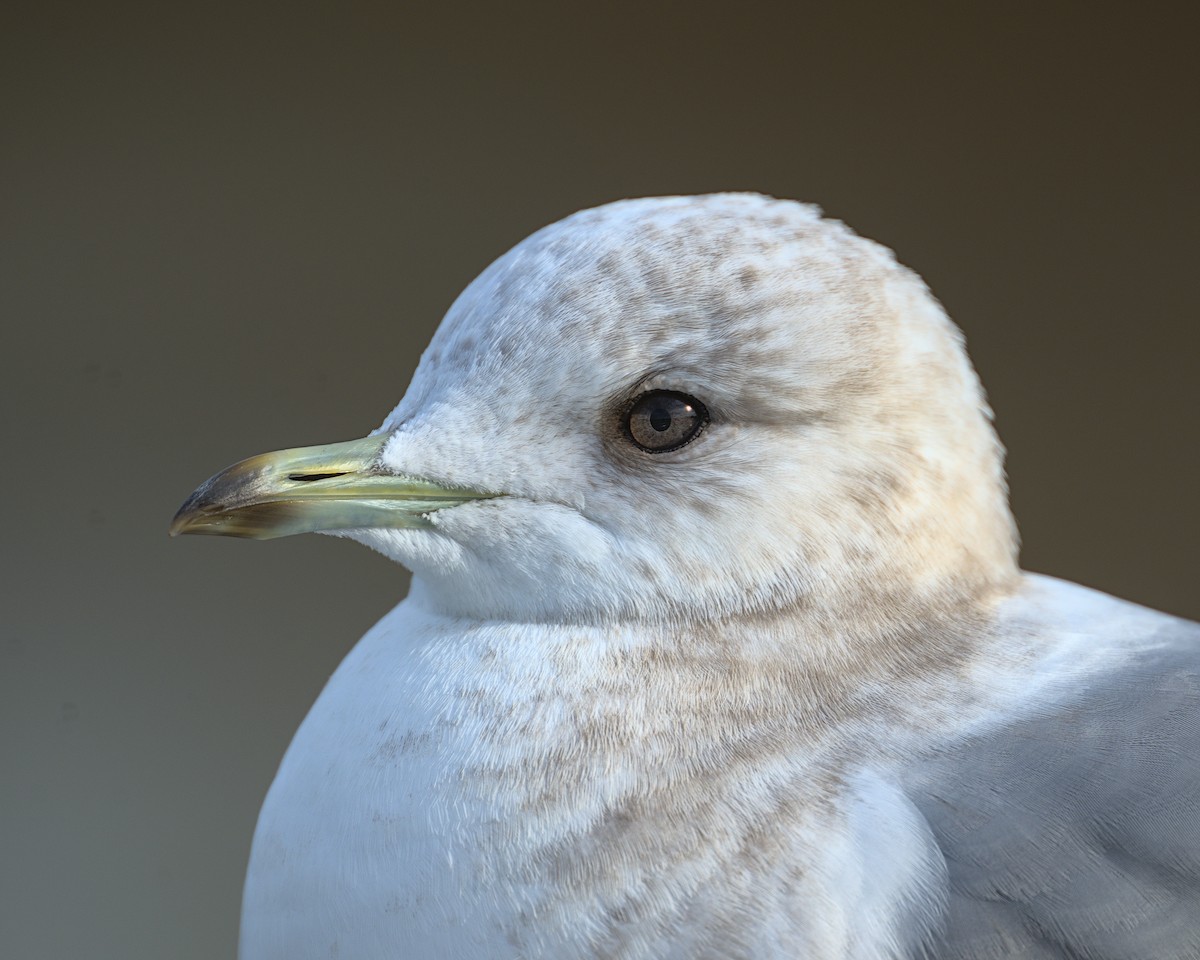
[{"xmin": 169, "ymin": 435, "xmax": 492, "ymax": 540}]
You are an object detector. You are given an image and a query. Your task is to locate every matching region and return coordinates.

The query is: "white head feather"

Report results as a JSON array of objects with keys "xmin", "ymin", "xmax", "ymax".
[{"xmin": 350, "ymin": 193, "xmax": 1017, "ymax": 631}]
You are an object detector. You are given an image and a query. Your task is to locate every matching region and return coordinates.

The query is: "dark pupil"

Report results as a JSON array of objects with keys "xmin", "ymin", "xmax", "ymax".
[{"xmin": 649, "ymin": 406, "xmax": 673, "ymax": 432}]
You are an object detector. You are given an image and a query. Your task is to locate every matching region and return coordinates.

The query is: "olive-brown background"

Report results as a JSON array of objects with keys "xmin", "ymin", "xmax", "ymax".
[{"xmin": 2, "ymin": 4, "xmax": 1196, "ymax": 958}]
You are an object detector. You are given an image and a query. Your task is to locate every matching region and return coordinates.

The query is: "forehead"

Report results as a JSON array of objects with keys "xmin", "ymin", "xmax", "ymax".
[{"xmin": 391, "ymin": 195, "xmax": 899, "ymax": 420}]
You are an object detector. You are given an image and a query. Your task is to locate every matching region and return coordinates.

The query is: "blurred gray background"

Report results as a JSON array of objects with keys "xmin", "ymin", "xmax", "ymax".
[{"xmin": 2, "ymin": 4, "xmax": 1196, "ymax": 958}]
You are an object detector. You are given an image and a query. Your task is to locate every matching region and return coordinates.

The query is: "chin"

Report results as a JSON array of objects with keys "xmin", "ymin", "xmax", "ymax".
[{"xmin": 328, "ymin": 526, "xmax": 473, "ymax": 578}]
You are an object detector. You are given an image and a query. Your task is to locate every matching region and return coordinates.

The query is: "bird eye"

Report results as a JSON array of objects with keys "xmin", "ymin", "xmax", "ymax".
[{"xmin": 624, "ymin": 391, "xmax": 709, "ymax": 453}]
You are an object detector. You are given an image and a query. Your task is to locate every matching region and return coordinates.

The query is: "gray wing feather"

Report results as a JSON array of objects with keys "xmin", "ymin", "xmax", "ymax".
[{"xmin": 904, "ymin": 620, "xmax": 1200, "ymax": 960}]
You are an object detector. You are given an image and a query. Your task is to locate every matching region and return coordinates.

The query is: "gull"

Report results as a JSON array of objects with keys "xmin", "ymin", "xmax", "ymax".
[{"xmin": 172, "ymin": 194, "xmax": 1200, "ymax": 959}]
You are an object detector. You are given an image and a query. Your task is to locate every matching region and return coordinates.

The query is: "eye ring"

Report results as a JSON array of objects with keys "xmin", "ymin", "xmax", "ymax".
[{"xmin": 622, "ymin": 390, "xmax": 710, "ymax": 453}]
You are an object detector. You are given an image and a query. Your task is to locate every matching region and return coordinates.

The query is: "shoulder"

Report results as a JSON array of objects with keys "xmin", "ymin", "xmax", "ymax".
[{"xmin": 901, "ymin": 575, "xmax": 1200, "ymax": 959}]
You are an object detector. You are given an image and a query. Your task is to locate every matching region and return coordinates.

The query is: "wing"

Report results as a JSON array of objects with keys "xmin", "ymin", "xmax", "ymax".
[{"xmin": 904, "ymin": 611, "xmax": 1200, "ymax": 960}]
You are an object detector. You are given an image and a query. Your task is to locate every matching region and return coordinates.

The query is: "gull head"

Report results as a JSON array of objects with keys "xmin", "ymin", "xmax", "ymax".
[{"xmin": 172, "ymin": 194, "xmax": 1019, "ymax": 626}]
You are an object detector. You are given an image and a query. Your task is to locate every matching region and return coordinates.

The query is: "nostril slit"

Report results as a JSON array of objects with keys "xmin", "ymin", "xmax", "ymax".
[{"xmin": 288, "ymin": 472, "xmax": 348, "ymax": 482}]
